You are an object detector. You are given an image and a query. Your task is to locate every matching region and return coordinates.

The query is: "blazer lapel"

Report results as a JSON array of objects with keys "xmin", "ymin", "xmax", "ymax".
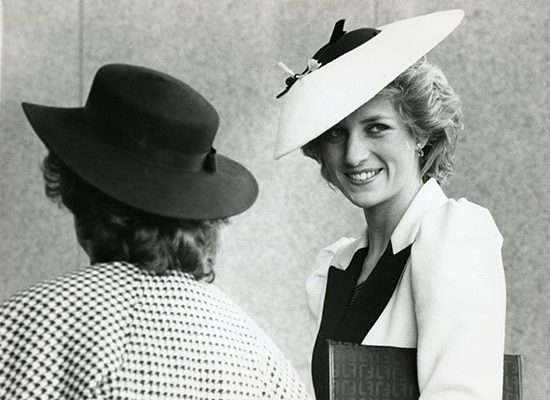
[
  {"xmin": 339, "ymin": 243, "xmax": 412, "ymax": 343},
  {"xmin": 311, "ymin": 247, "xmax": 367, "ymax": 400},
  {"xmin": 315, "ymin": 247, "xmax": 367, "ymax": 344}
]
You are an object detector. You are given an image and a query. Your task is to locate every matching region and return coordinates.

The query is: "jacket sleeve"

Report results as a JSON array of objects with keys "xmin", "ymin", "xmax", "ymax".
[
  {"xmin": 411, "ymin": 199, "xmax": 506, "ymax": 400},
  {"xmin": 256, "ymin": 329, "xmax": 313, "ymax": 400}
]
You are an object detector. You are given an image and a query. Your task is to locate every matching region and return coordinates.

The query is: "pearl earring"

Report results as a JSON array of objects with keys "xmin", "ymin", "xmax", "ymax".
[{"xmin": 416, "ymin": 143, "xmax": 424, "ymax": 157}]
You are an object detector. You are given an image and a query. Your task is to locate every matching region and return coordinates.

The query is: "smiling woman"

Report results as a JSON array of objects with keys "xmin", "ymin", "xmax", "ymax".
[
  {"xmin": 302, "ymin": 58, "xmax": 461, "ymax": 192},
  {"xmin": 314, "ymin": 96, "xmax": 423, "ymax": 213},
  {"xmin": 302, "ymin": 58, "xmax": 462, "ymax": 238},
  {"xmin": 275, "ymin": 10, "xmax": 505, "ymax": 400}
]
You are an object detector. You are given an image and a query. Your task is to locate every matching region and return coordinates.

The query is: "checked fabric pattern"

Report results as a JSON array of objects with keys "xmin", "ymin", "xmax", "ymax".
[{"xmin": 0, "ymin": 262, "xmax": 310, "ymax": 400}]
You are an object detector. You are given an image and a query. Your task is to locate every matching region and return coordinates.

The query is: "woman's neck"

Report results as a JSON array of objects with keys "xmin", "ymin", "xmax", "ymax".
[{"xmin": 363, "ymin": 179, "xmax": 423, "ymax": 256}]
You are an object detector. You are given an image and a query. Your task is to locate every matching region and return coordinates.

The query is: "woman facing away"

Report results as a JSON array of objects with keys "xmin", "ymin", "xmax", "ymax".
[
  {"xmin": 0, "ymin": 63, "xmax": 310, "ymax": 399},
  {"xmin": 275, "ymin": 10, "xmax": 505, "ymax": 400}
]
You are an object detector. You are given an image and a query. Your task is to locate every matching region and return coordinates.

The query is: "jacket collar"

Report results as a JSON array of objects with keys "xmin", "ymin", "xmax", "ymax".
[{"xmin": 331, "ymin": 178, "xmax": 448, "ymax": 269}]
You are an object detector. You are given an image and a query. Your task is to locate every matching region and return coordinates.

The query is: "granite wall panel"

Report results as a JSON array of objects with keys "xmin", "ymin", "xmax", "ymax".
[{"xmin": 0, "ymin": 0, "xmax": 82, "ymax": 303}]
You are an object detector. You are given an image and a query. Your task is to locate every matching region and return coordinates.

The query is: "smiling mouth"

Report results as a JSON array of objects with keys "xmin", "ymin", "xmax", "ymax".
[{"xmin": 345, "ymin": 169, "xmax": 383, "ymax": 183}]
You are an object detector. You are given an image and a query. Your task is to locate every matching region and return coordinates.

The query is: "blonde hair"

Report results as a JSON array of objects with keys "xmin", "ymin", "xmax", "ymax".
[{"xmin": 302, "ymin": 58, "xmax": 463, "ymax": 184}]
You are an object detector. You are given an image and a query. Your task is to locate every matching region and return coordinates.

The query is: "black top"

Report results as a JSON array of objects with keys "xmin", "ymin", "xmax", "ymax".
[{"xmin": 311, "ymin": 243, "xmax": 412, "ymax": 400}]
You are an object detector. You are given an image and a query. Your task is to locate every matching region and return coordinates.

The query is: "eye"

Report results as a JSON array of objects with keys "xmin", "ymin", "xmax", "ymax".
[
  {"xmin": 323, "ymin": 127, "xmax": 347, "ymax": 143},
  {"xmin": 365, "ymin": 123, "xmax": 389, "ymax": 136}
]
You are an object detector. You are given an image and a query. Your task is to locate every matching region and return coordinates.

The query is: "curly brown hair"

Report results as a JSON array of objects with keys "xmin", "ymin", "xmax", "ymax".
[
  {"xmin": 302, "ymin": 58, "xmax": 463, "ymax": 184},
  {"xmin": 42, "ymin": 152, "xmax": 226, "ymax": 281}
]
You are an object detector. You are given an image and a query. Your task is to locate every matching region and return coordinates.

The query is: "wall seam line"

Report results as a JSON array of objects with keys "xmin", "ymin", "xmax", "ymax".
[{"xmin": 78, "ymin": 0, "xmax": 84, "ymax": 104}]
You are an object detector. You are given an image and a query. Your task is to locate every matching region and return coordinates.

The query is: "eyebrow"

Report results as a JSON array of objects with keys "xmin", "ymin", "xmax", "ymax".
[{"xmin": 359, "ymin": 114, "xmax": 390, "ymax": 123}]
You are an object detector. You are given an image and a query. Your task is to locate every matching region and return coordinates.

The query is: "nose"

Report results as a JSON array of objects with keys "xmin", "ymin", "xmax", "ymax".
[{"xmin": 344, "ymin": 131, "xmax": 370, "ymax": 167}]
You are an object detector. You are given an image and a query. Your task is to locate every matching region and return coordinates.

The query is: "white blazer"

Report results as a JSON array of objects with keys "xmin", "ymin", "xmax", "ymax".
[{"xmin": 306, "ymin": 178, "xmax": 506, "ymax": 400}]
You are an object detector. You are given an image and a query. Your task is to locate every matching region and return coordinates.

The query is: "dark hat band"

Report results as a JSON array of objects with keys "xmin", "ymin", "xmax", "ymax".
[
  {"xmin": 83, "ymin": 98, "xmax": 213, "ymax": 173},
  {"xmin": 276, "ymin": 20, "xmax": 380, "ymax": 98}
]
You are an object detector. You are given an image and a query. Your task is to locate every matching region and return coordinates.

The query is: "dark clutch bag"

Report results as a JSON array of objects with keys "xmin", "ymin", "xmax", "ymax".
[{"xmin": 327, "ymin": 340, "xmax": 523, "ymax": 400}]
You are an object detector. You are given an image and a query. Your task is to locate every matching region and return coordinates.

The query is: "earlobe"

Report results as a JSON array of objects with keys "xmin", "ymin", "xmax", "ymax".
[{"xmin": 416, "ymin": 142, "xmax": 425, "ymax": 158}]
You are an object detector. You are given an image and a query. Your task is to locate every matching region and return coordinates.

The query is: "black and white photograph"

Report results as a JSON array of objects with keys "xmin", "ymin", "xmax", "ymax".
[{"xmin": 0, "ymin": 1, "xmax": 548, "ymax": 399}]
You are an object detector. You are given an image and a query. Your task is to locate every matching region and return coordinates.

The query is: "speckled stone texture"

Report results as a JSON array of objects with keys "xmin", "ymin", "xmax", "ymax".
[{"xmin": 0, "ymin": 1, "xmax": 548, "ymax": 398}]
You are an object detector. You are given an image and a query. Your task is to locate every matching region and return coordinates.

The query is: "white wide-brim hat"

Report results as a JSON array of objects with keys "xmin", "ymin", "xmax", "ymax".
[{"xmin": 274, "ymin": 9, "xmax": 464, "ymax": 159}]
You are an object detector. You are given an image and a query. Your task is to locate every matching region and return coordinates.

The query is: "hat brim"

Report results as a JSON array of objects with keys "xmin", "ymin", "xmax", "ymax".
[
  {"xmin": 274, "ymin": 9, "xmax": 464, "ymax": 159},
  {"xmin": 22, "ymin": 103, "xmax": 258, "ymax": 219}
]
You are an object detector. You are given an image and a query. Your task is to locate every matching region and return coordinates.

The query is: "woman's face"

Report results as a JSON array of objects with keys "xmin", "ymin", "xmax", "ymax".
[{"xmin": 321, "ymin": 95, "xmax": 423, "ymax": 211}]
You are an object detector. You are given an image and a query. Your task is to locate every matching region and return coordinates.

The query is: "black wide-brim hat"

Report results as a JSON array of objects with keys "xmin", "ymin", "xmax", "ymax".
[{"xmin": 22, "ymin": 64, "xmax": 258, "ymax": 219}]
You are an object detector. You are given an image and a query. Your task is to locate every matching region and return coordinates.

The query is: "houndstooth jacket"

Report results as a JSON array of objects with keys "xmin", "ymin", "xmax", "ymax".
[{"xmin": 0, "ymin": 262, "xmax": 310, "ymax": 400}]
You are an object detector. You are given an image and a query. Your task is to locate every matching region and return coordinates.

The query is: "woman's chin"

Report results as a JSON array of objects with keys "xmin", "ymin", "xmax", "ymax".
[{"xmin": 343, "ymin": 191, "xmax": 380, "ymax": 210}]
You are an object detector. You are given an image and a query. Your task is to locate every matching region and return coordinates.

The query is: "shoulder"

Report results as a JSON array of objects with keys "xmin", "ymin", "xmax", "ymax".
[
  {"xmin": 411, "ymin": 197, "xmax": 505, "ymax": 292},
  {"xmin": 0, "ymin": 262, "xmax": 141, "ymax": 397},
  {"xmin": 416, "ymin": 197, "xmax": 502, "ymax": 250},
  {"xmin": 0, "ymin": 261, "xmax": 141, "ymax": 342},
  {"xmin": 202, "ymin": 282, "xmax": 282, "ymax": 344},
  {"xmin": 0, "ymin": 262, "xmax": 138, "ymax": 317}
]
